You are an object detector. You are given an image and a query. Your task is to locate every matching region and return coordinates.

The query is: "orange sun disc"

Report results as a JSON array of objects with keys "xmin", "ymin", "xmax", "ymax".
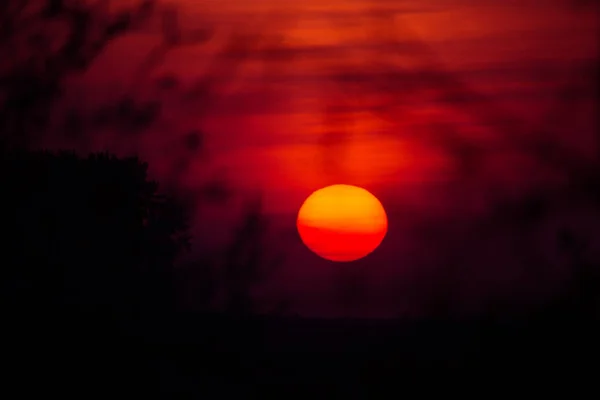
[{"xmin": 297, "ymin": 184, "xmax": 388, "ymax": 262}]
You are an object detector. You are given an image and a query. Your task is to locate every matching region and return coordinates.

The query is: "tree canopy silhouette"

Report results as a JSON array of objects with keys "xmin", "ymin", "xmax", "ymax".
[{"xmin": 2, "ymin": 150, "xmax": 190, "ymax": 322}]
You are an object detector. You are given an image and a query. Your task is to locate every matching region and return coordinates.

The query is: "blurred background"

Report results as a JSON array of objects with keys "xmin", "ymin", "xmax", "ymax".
[{"xmin": 2, "ymin": 0, "xmax": 599, "ymax": 319}]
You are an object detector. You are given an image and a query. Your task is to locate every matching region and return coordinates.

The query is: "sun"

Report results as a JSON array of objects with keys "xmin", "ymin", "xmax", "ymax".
[{"xmin": 297, "ymin": 184, "xmax": 388, "ymax": 262}]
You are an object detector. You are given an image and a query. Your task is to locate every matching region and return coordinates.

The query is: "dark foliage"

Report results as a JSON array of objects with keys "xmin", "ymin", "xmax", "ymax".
[
  {"xmin": 1, "ymin": 150, "xmax": 190, "ymax": 322},
  {"xmin": 0, "ymin": 0, "xmax": 157, "ymax": 149}
]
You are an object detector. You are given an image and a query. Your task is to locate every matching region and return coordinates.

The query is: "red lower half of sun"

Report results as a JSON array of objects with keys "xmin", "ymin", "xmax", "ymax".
[
  {"xmin": 297, "ymin": 185, "xmax": 388, "ymax": 262},
  {"xmin": 297, "ymin": 225, "xmax": 386, "ymax": 262}
]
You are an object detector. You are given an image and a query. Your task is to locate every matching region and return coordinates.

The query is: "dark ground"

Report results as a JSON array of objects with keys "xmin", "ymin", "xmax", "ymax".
[{"xmin": 4, "ymin": 309, "xmax": 598, "ymax": 396}]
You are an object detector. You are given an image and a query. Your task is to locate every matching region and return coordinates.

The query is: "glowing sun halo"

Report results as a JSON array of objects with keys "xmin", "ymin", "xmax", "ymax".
[{"xmin": 297, "ymin": 184, "xmax": 388, "ymax": 262}]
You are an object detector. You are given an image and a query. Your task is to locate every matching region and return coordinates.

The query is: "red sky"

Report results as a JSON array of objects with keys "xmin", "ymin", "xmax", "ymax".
[{"xmin": 43, "ymin": 0, "xmax": 600, "ymax": 317}]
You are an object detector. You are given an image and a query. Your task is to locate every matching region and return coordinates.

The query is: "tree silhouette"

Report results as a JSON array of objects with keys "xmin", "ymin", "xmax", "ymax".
[{"xmin": 1, "ymin": 150, "xmax": 190, "ymax": 325}]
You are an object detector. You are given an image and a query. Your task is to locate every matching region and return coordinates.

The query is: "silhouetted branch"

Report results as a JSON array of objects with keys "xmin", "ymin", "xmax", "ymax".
[{"xmin": 0, "ymin": 0, "xmax": 156, "ymax": 148}]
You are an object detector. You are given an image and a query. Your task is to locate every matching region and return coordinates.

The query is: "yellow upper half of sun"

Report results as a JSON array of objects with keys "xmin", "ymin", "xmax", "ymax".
[{"xmin": 297, "ymin": 184, "xmax": 387, "ymax": 234}]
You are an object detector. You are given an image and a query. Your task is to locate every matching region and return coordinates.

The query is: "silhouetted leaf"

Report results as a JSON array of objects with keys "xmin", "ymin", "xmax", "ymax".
[
  {"xmin": 106, "ymin": 13, "xmax": 131, "ymax": 37},
  {"xmin": 156, "ymin": 74, "xmax": 178, "ymax": 90},
  {"xmin": 183, "ymin": 130, "xmax": 203, "ymax": 151},
  {"xmin": 43, "ymin": 0, "xmax": 64, "ymax": 17},
  {"xmin": 199, "ymin": 180, "xmax": 230, "ymax": 203},
  {"xmin": 133, "ymin": 101, "xmax": 161, "ymax": 129}
]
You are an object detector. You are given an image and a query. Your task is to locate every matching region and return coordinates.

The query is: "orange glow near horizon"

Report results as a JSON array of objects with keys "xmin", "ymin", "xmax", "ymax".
[{"xmin": 297, "ymin": 184, "xmax": 387, "ymax": 262}]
